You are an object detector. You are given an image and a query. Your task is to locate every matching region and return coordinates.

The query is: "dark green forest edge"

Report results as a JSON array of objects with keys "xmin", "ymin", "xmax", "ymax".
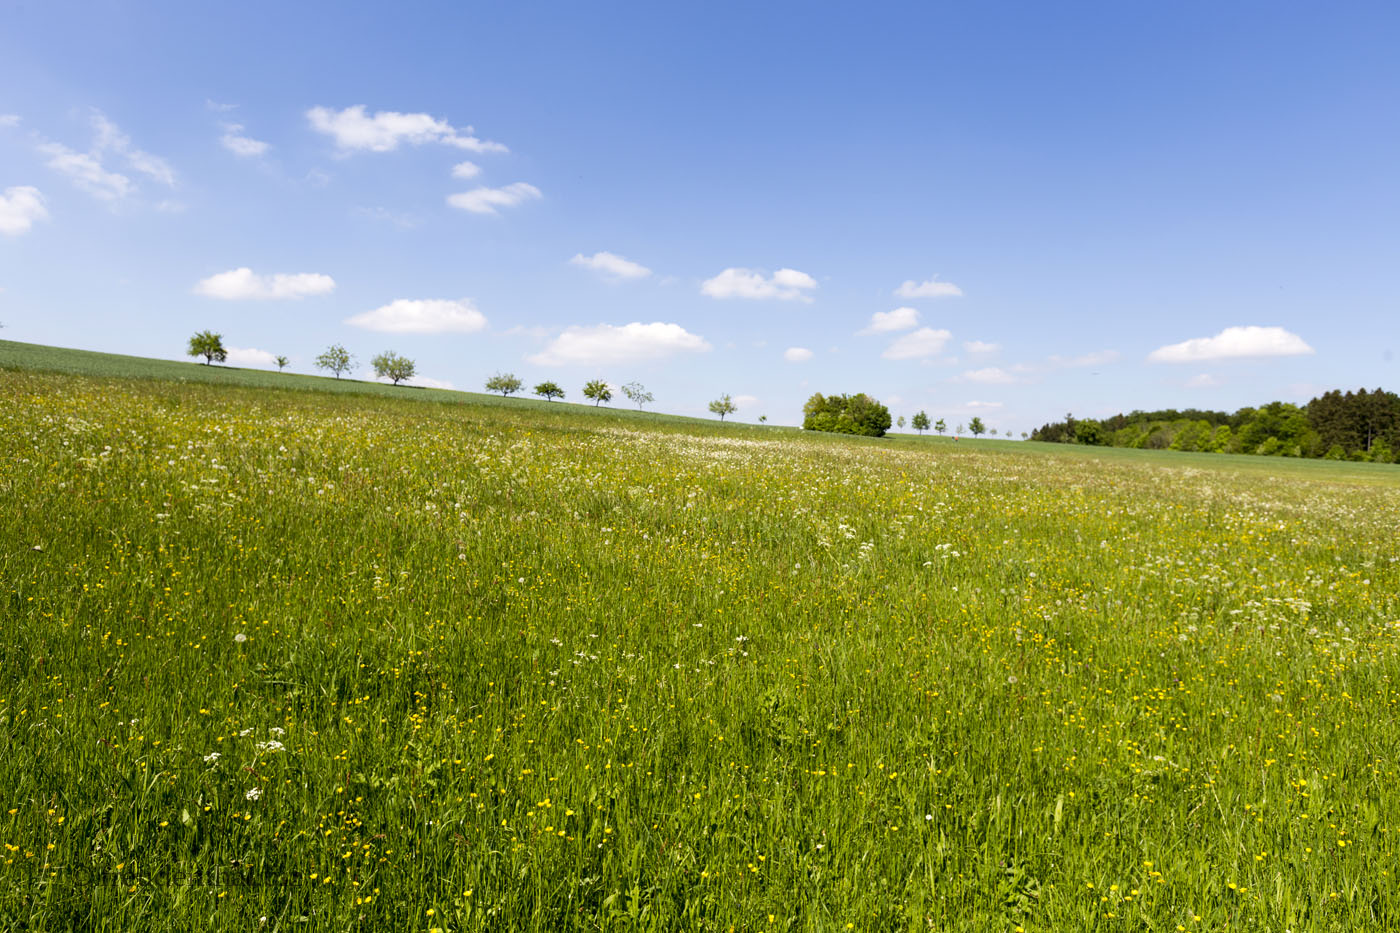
[{"xmin": 1032, "ymin": 388, "xmax": 1400, "ymax": 463}]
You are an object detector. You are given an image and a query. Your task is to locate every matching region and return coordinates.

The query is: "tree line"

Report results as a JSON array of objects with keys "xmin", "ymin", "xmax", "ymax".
[{"xmin": 1029, "ymin": 388, "xmax": 1400, "ymax": 463}]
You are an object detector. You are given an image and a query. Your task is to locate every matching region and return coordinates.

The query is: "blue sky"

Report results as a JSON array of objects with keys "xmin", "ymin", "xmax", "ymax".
[{"xmin": 2, "ymin": 1, "xmax": 1396, "ymax": 431}]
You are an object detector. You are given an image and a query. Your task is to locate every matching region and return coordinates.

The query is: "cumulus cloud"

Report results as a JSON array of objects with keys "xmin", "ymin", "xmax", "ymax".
[
  {"xmin": 858, "ymin": 306, "xmax": 919, "ymax": 335},
  {"xmin": 961, "ymin": 367, "xmax": 1017, "ymax": 384},
  {"xmin": 219, "ymin": 123, "xmax": 269, "ymax": 158},
  {"xmin": 451, "ymin": 160, "xmax": 481, "ymax": 179},
  {"xmin": 194, "ymin": 268, "xmax": 336, "ymax": 300},
  {"xmin": 447, "ymin": 182, "xmax": 542, "ymax": 215},
  {"xmin": 307, "ymin": 105, "xmax": 507, "ymax": 154},
  {"xmin": 701, "ymin": 267, "xmax": 817, "ymax": 302},
  {"xmin": 225, "ymin": 346, "xmax": 279, "ymax": 368},
  {"xmin": 964, "ymin": 340, "xmax": 1000, "ymax": 354},
  {"xmin": 527, "ymin": 322, "xmax": 711, "ymax": 366},
  {"xmin": 570, "ymin": 251, "xmax": 651, "ymax": 281},
  {"xmin": 783, "ymin": 347, "xmax": 813, "ymax": 362},
  {"xmin": 0, "ymin": 186, "xmax": 49, "ymax": 236},
  {"xmin": 345, "ymin": 298, "xmax": 488, "ymax": 334},
  {"xmin": 1147, "ymin": 326, "xmax": 1314, "ymax": 363},
  {"xmin": 894, "ymin": 277, "xmax": 963, "ymax": 299},
  {"xmin": 882, "ymin": 327, "xmax": 952, "ymax": 360}
]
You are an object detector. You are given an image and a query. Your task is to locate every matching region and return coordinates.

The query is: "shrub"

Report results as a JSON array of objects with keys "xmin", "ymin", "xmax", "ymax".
[{"xmin": 801, "ymin": 393, "xmax": 891, "ymax": 437}]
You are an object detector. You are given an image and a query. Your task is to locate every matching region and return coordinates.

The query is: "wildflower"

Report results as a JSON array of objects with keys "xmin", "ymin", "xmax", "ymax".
[
  {"xmin": 234, "ymin": 633, "xmax": 247, "ymax": 644},
  {"xmin": 245, "ymin": 787, "xmax": 262, "ymax": 801},
  {"xmin": 204, "ymin": 752, "xmax": 220, "ymax": 763}
]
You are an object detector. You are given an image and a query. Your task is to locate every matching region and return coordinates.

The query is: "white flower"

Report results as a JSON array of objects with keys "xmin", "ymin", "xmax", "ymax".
[
  {"xmin": 204, "ymin": 751, "xmax": 221, "ymax": 764},
  {"xmin": 234, "ymin": 633, "xmax": 248, "ymax": 644},
  {"xmin": 256, "ymin": 740, "xmax": 285, "ymax": 753},
  {"xmin": 245, "ymin": 787, "xmax": 262, "ymax": 801},
  {"xmin": 269, "ymin": 727, "xmax": 285, "ymax": 736}
]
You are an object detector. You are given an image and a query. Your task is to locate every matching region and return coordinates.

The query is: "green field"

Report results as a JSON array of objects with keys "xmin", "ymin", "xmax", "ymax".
[{"xmin": 3, "ymin": 345, "xmax": 1400, "ymax": 931}]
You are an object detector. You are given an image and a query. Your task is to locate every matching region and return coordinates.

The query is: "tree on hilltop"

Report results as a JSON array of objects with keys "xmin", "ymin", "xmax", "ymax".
[
  {"xmin": 275, "ymin": 355, "xmax": 289, "ymax": 372},
  {"xmin": 583, "ymin": 379, "xmax": 612, "ymax": 406},
  {"xmin": 372, "ymin": 351, "xmax": 416, "ymax": 386},
  {"xmin": 911, "ymin": 411, "xmax": 930, "ymax": 435},
  {"xmin": 622, "ymin": 381, "xmax": 654, "ymax": 410},
  {"xmin": 709, "ymin": 394, "xmax": 737, "ymax": 420},
  {"xmin": 934, "ymin": 418, "xmax": 946, "ymax": 436},
  {"xmin": 485, "ymin": 373, "xmax": 523, "ymax": 396},
  {"xmin": 968, "ymin": 416, "xmax": 986, "ymax": 437},
  {"xmin": 315, "ymin": 344, "xmax": 355, "ymax": 379},
  {"xmin": 534, "ymin": 380, "xmax": 564, "ymax": 401},
  {"xmin": 187, "ymin": 330, "xmax": 227, "ymax": 365}
]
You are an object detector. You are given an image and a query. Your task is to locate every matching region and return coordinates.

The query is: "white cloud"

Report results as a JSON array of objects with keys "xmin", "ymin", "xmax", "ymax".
[
  {"xmin": 1186, "ymin": 373, "xmax": 1221, "ymax": 388},
  {"xmin": 733, "ymin": 394, "xmax": 760, "ymax": 407},
  {"xmin": 37, "ymin": 142, "xmax": 132, "ymax": 201},
  {"xmin": 194, "ymin": 267, "xmax": 336, "ymax": 300},
  {"xmin": 451, "ymin": 161, "xmax": 481, "ymax": 179},
  {"xmin": 882, "ymin": 327, "xmax": 952, "ymax": 360},
  {"xmin": 224, "ymin": 346, "xmax": 279, "ymax": 368},
  {"xmin": 306, "ymin": 105, "xmax": 507, "ymax": 154},
  {"xmin": 570, "ymin": 251, "xmax": 651, "ymax": 281},
  {"xmin": 1147, "ymin": 326, "xmax": 1314, "ymax": 363},
  {"xmin": 0, "ymin": 186, "xmax": 48, "ymax": 236},
  {"xmin": 0, "ymin": 114, "xmax": 20, "ymax": 127},
  {"xmin": 501, "ymin": 324, "xmax": 554, "ymax": 338},
  {"xmin": 354, "ymin": 206, "xmax": 418, "ymax": 229},
  {"xmin": 527, "ymin": 321, "xmax": 711, "ymax": 366},
  {"xmin": 1049, "ymin": 349, "xmax": 1120, "ymax": 367},
  {"xmin": 35, "ymin": 110, "xmax": 175, "ymax": 200},
  {"xmin": 447, "ymin": 182, "xmax": 542, "ymax": 215},
  {"xmin": 783, "ymin": 347, "xmax": 813, "ymax": 362},
  {"xmin": 961, "ymin": 367, "xmax": 1017, "ymax": 384},
  {"xmin": 964, "ymin": 340, "xmax": 1000, "ymax": 354},
  {"xmin": 965, "ymin": 400, "xmax": 1005, "ymax": 409},
  {"xmin": 220, "ymin": 123, "xmax": 269, "ymax": 158},
  {"xmin": 701, "ymin": 267, "xmax": 817, "ymax": 302},
  {"xmin": 858, "ymin": 306, "xmax": 919, "ymax": 335},
  {"xmin": 345, "ymin": 298, "xmax": 488, "ymax": 334},
  {"xmin": 894, "ymin": 277, "xmax": 963, "ymax": 299}
]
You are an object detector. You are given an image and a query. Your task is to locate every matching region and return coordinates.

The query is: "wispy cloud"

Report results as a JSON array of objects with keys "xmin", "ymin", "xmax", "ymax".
[
  {"xmin": 35, "ymin": 110, "xmax": 175, "ymax": 201},
  {"xmin": 219, "ymin": 122, "xmax": 269, "ymax": 158},
  {"xmin": 447, "ymin": 182, "xmax": 542, "ymax": 215},
  {"xmin": 894, "ymin": 276, "xmax": 963, "ymax": 299},
  {"xmin": 882, "ymin": 327, "xmax": 952, "ymax": 360},
  {"xmin": 307, "ymin": 105, "xmax": 507, "ymax": 154},
  {"xmin": 570, "ymin": 251, "xmax": 651, "ymax": 281},
  {"xmin": 783, "ymin": 347, "xmax": 813, "ymax": 362},
  {"xmin": 858, "ymin": 307, "xmax": 919, "ymax": 335}
]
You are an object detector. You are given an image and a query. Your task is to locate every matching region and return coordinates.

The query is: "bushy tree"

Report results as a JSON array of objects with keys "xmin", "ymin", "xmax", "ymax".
[
  {"xmin": 709, "ymin": 394, "xmax": 737, "ymax": 420},
  {"xmin": 911, "ymin": 411, "xmax": 930, "ymax": 434},
  {"xmin": 371, "ymin": 351, "xmax": 416, "ymax": 385},
  {"xmin": 315, "ymin": 344, "xmax": 355, "ymax": 379},
  {"xmin": 583, "ymin": 379, "xmax": 612, "ymax": 406},
  {"xmin": 485, "ymin": 373, "xmax": 523, "ymax": 396},
  {"xmin": 622, "ymin": 382, "xmax": 654, "ymax": 410},
  {"xmin": 897, "ymin": 415, "xmax": 906, "ymax": 429},
  {"xmin": 934, "ymin": 418, "xmax": 946, "ymax": 436},
  {"xmin": 802, "ymin": 393, "xmax": 892, "ymax": 437},
  {"xmin": 187, "ymin": 330, "xmax": 227, "ymax": 365},
  {"xmin": 968, "ymin": 416, "xmax": 986, "ymax": 437},
  {"xmin": 275, "ymin": 355, "xmax": 289, "ymax": 372},
  {"xmin": 534, "ymin": 380, "xmax": 564, "ymax": 401}
]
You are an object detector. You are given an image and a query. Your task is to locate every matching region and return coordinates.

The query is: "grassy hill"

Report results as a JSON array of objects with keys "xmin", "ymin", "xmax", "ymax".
[{"xmin": 4, "ymin": 344, "xmax": 1400, "ymax": 929}]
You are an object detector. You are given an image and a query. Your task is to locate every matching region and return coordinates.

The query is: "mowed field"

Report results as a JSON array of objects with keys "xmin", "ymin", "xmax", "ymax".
[{"xmin": 3, "ymin": 352, "xmax": 1400, "ymax": 931}]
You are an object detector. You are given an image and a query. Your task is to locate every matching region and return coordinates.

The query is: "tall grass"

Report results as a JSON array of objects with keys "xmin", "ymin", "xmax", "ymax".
[{"xmin": 3, "ymin": 367, "xmax": 1398, "ymax": 931}]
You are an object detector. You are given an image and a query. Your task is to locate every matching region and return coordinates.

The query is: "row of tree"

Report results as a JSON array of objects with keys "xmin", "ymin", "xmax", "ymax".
[{"xmin": 1030, "ymin": 388, "xmax": 1400, "ymax": 462}]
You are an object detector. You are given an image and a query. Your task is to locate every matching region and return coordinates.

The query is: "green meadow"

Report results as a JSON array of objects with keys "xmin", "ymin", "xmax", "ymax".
[{"xmin": 3, "ymin": 345, "xmax": 1399, "ymax": 931}]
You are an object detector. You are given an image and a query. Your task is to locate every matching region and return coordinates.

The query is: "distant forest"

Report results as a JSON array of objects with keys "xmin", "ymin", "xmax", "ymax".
[{"xmin": 1030, "ymin": 388, "xmax": 1400, "ymax": 463}]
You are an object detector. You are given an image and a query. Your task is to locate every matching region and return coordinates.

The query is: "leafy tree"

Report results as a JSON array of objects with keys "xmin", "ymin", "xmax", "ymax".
[
  {"xmin": 583, "ymin": 379, "xmax": 612, "ymax": 406},
  {"xmin": 896, "ymin": 415, "xmax": 906, "ymax": 429},
  {"xmin": 371, "ymin": 351, "xmax": 416, "ymax": 385},
  {"xmin": 758, "ymin": 415, "xmax": 767, "ymax": 423},
  {"xmin": 934, "ymin": 418, "xmax": 946, "ymax": 436},
  {"xmin": 968, "ymin": 416, "xmax": 986, "ymax": 437},
  {"xmin": 315, "ymin": 344, "xmax": 355, "ymax": 379},
  {"xmin": 187, "ymin": 330, "xmax": 227, "ymax": 365},
  {"xmin": 709, "ymin": 394, "xmax": 737, "ymax": 420},
  {"xmin": 534, "ymin": 380, "xmax": 564, "ymax": 401},
  {"xmin": 911, "ymin": 411, "xmax": 930, "ymax": 434},
  {"xmin": 275, "ymin": 355, "xmax": 289, "ymax": 372},
  {"xmin": 802, "ymin": 393, "xmax": 891, "ymax": 437},
  {"xmin": 622, "ymin": 382, "xmax": 654, "ymax": 410},
  {"xmin": 485, "ymin": 373, "xmax": 523, "ymax": 396}
]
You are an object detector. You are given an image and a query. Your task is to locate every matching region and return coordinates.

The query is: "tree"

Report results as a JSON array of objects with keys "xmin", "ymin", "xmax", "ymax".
[
  {"xmin": 315, "ymin": 344, "xmax": 355, "ymax": 379},
  {"xmin": 934, "ymin": 418, "xmax": 946, "ymax": 436},
  {"xmin": 897, "ymin": 415, "xmax": 906, "ymax": 429},
  {"xmin": 622, "ymin": 381, "xmax": 654, "ymax": 410},
  {"xmin": 911, "ymin": 411, "xmax": 930, "ymax": 435},
  {"xmin": 275, "ymin": 355, "xmax": 289, "ymax": 372},
  {"xmin": 372, "ymin": 351, "xmax": 416, "ymax": 386},
  {"xmin": 758, "ymin": 415, "xmax": 768, "ymax": 423},
  {"xmin": 187, "ymin": 330, "xmax": 227, "ymax": 365},
  {"xmin": 485, "ymin": 373, "xmax": 523, "ymax": 396},
  {"xmin": 534, "ymin": 380, "xmax": 564, "ymax": 401},
  {"xmin": 956, "ymin": 423, "xmax": 964, "ymax": 435},
  {"xmin": 583, "ymin": 379, "xmax": 612, "ymax": 406},
  {"xmin": 968, "ymin": 416, "xmax": 986, "ymax": 437},
  {"xmin": 709, "ymin": 394, "xmax": 737, "ymax": 420}
]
